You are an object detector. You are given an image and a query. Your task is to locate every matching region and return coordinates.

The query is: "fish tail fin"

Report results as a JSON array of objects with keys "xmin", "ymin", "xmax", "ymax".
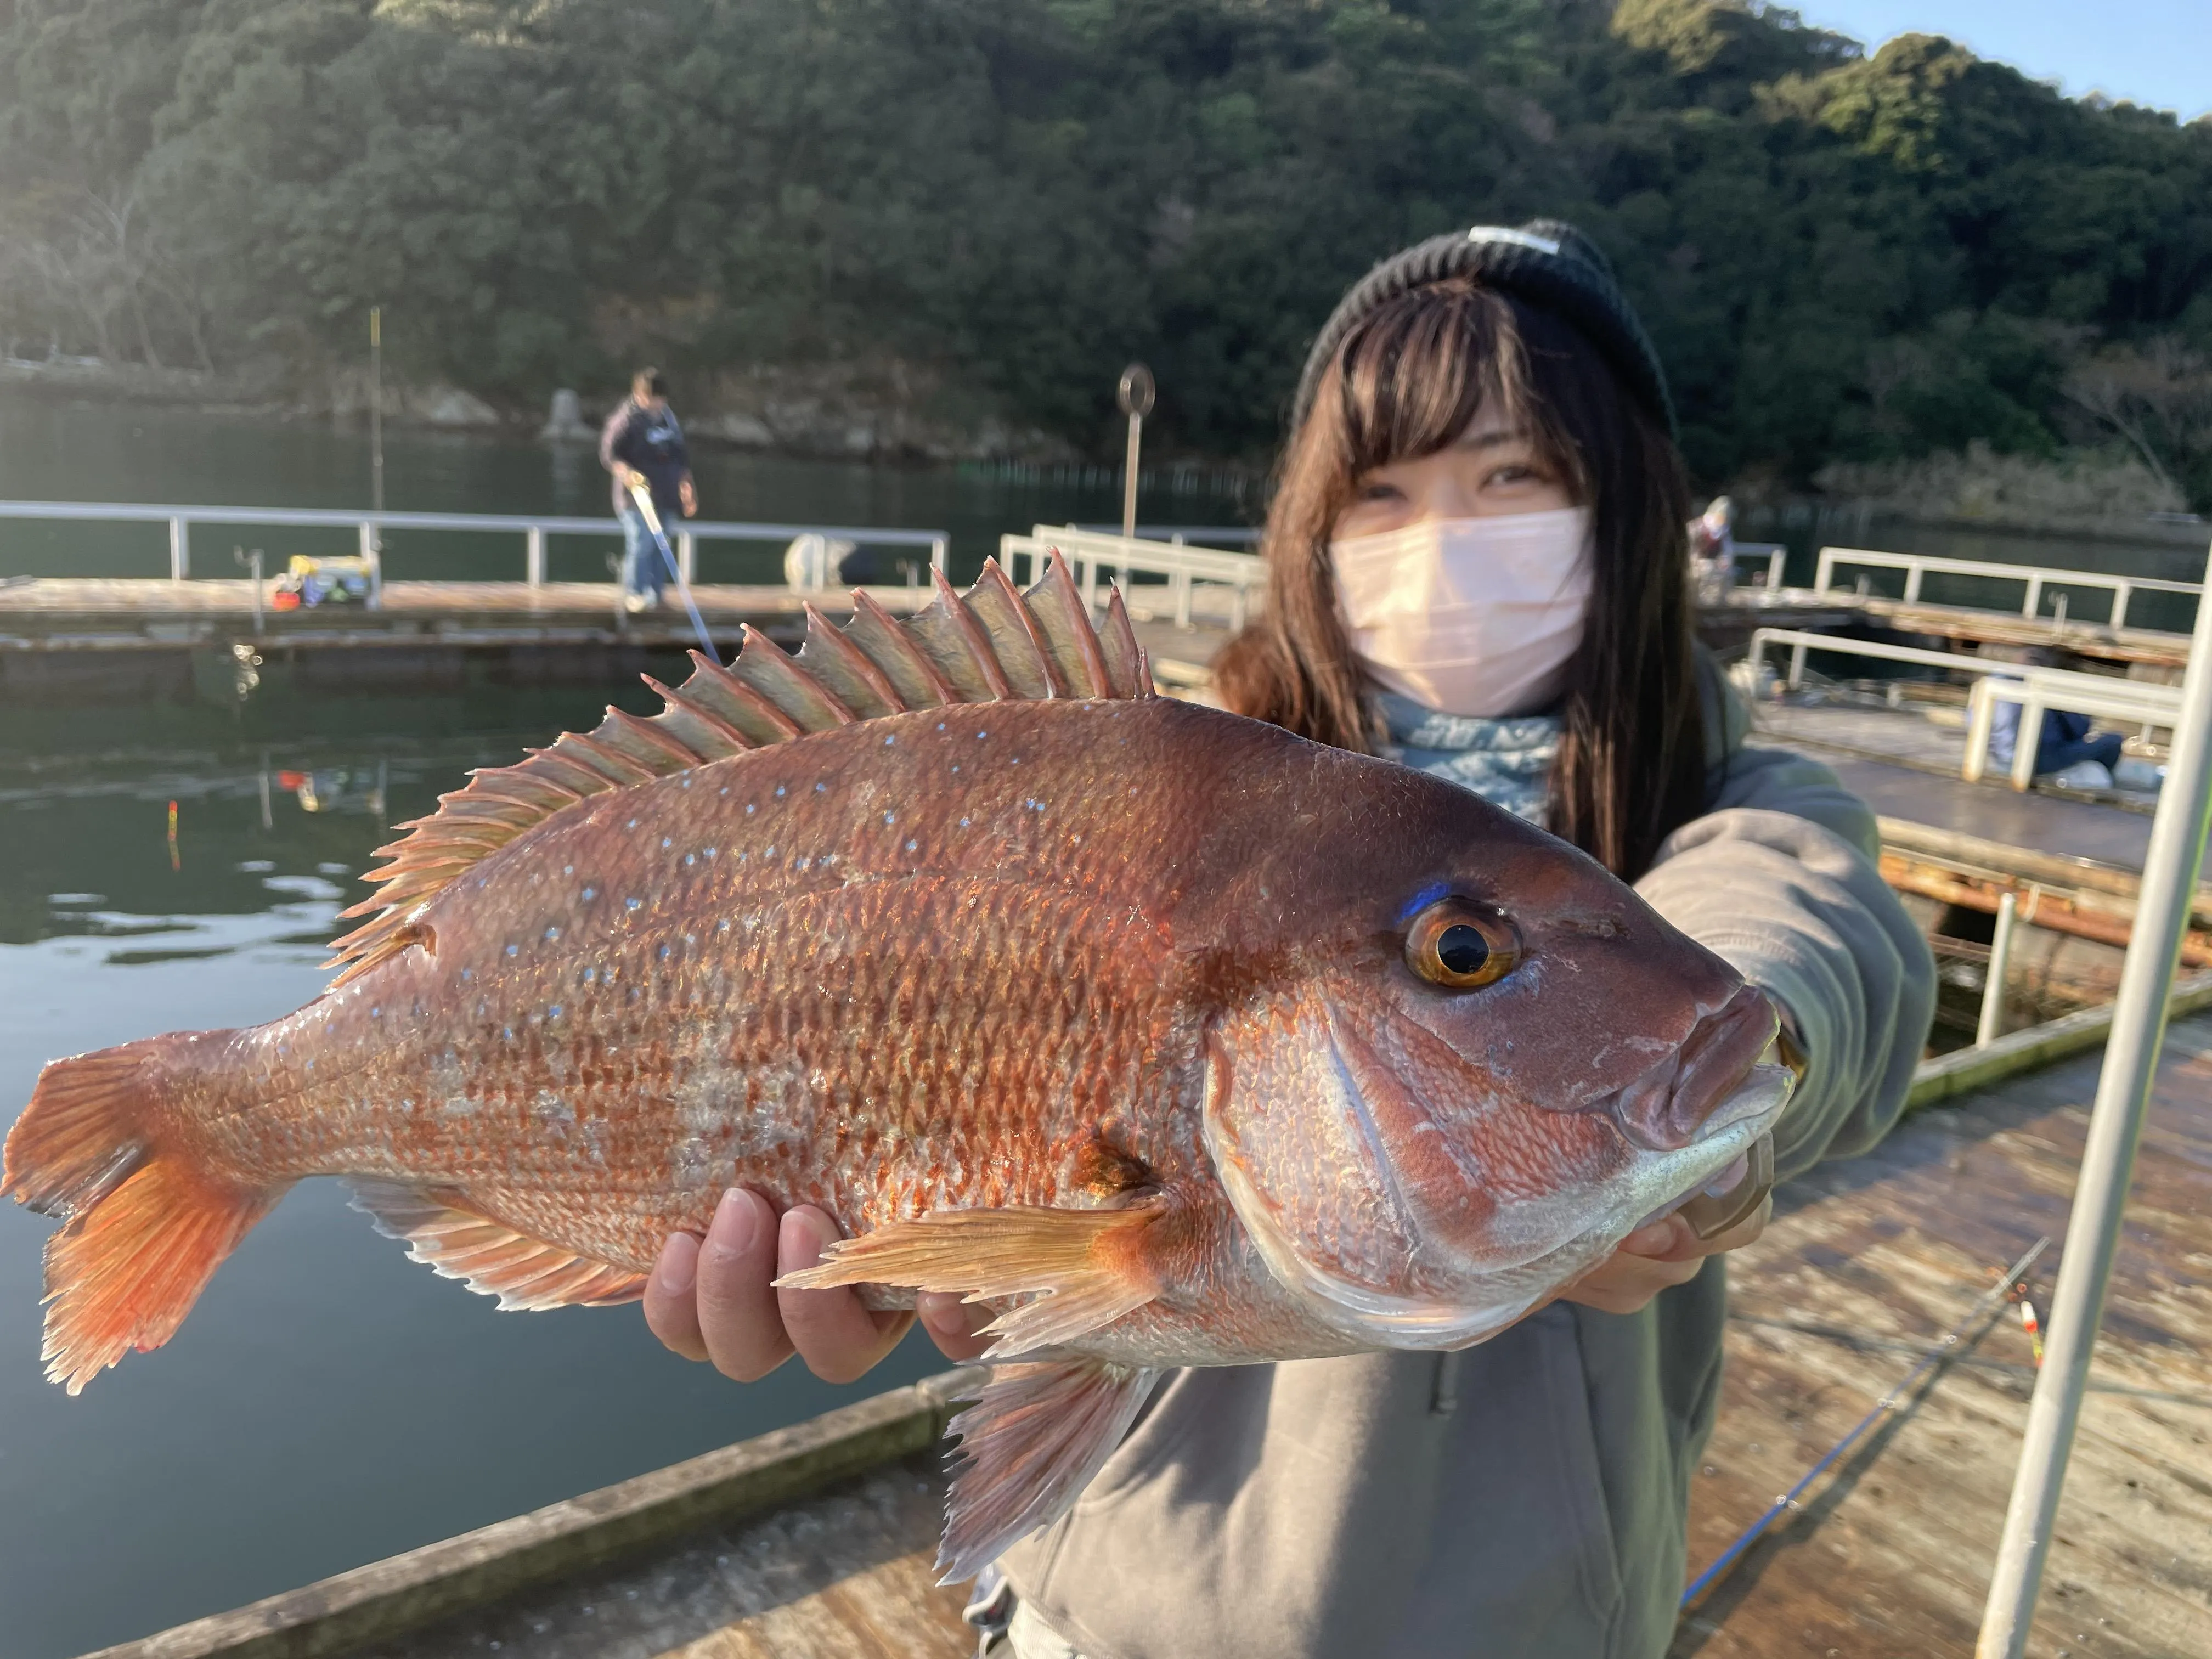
[{"xmin": 3, "ymin": 1035, "xmax": 281, "ymax": 1394}]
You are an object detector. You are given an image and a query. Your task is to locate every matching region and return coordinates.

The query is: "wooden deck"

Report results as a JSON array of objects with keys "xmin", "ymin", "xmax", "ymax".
[{"xmin": 92, "ymin": 1013, "xmax": 2212, "ymax": 1659}]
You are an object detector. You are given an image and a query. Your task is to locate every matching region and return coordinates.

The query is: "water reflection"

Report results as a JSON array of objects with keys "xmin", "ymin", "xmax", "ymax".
[{"xmin": 0, "ymin": 722, "xmax": 943, "ymax": 1659}]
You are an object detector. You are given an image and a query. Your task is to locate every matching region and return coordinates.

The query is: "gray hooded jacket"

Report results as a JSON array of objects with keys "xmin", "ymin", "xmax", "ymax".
[{"xmin": 998, "ymin": 669, "xmax": 1937, "ymax": 1659}]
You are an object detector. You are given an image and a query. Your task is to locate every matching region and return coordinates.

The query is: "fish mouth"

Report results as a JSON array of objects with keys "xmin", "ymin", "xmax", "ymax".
[{"xmin": 1596, "ymin": 983, "xmax": 1778, "ymax": 1153}]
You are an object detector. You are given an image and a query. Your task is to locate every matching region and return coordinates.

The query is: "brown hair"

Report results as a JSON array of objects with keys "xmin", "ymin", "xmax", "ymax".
[{"xmin": 1213, "ymin": 276, "xmax": 1705, "ymax": 881}]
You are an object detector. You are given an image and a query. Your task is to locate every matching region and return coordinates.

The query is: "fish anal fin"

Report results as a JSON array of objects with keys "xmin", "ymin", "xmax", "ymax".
[
  {"xmin": 330, "ymin": 558, "xmax": 1153, "ymax": 977},
  {"xmin": 936, "ymin": 1359, "xmax": 1161, "ymax": 1583},
  {"xmin": 346, "ymin": 1181, "xmax": 646, "ymax": 1311},
  {"xmin": 772, "ymin": 1201, "xmax": 1163, "ymax": 1358}
]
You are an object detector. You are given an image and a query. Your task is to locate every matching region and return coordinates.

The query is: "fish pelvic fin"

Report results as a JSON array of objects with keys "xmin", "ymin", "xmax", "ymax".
[
  {"xmin": 3, "ymin": 1036, "xmax": 284, "ymax": 1393},
  {"xmin": 774, "ymin": 1200, "xmax": 1165, "ymax": 1358},
  {"xmin": 937, "ymin": 1358, "xmax": 1161, "ymax": 1584},
  {"xmin": 328, "ymin": 550, "xmax": 1150, "ymax": 979},
  {"xmin": 345, "ymin": 1181, "xmax": 647, "ymax": 1311}
]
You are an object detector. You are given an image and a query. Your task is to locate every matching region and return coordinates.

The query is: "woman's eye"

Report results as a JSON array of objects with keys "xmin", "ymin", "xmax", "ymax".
[
  {"xmin": 1355, "ymin": 479, "xmax": 1404, "ymax": 503},
  {"xmin": 1484, "ymin": 464, "xmax": 1538, "ymax": 488},
  {"xmin": 1404, "ymin": 898, "xmax": 1521, "ymax": 990}
]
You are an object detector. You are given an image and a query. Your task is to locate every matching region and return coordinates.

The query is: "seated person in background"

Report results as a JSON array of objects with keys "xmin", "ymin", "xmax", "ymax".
[
  {"xmin": 1990, "ymin": 701, "xmax": 2124, "ymax": 782},
  {"xmin": 1987, "ymin": 648, "xmax": 2125, "ymax": 786}
]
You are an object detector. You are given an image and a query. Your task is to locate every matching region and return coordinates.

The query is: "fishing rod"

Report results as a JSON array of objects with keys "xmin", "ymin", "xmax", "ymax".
[
  {"xmin": 1681, "ymin": 1233, "xmax": 2052, "ymax": 1612},
  {"xmin": 623, "ymin": 476, "xmax": 719, "ymax": 660}
]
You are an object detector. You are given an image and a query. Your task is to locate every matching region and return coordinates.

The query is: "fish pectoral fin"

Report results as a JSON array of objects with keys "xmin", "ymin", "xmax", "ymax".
[
  {"xmin": 772, "ymin": 1201, "xmax": 1165, "ymax": 1358},
  {"xmin": 346, "ymin": 1180, "xmax": 646, "ymax": 1312},
  {"xmin": 936, "ymin": 1358, "xmax": 1161, "ymax": 1584}
]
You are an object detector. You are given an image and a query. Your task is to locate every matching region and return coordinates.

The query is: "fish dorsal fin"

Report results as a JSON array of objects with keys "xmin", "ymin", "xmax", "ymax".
[{"xmin": 326, "ymin": 553, "xmax": 1151, "ymax": 983}]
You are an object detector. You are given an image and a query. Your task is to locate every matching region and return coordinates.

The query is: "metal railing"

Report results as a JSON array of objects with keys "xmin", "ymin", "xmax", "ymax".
[
  {"xmin": 1963, "ymin": 669, "xmax": 2182, "ymax": 790},
  {"xmin": 1814, "ymin": 545, "xmax": 2202, "ymax": 633},
  {"xmin": 1746, "ymin": 627, "xmax": 2180, "ymax": 790},
  {"xmin": 0, "ymin": 500, "xmax": 950, "ymax": 599},
  {"xmin": 1001, "ymin": 524, "xmax": 1266, "ymax": 629},
  {"xmin": 1746, "ymin": 626, "xmax": 2025, "ymax": 692}
]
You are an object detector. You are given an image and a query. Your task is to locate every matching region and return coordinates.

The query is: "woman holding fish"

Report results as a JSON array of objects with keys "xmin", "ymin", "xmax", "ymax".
[{"xmin": 644, "ymin": 223, "xmax": 1936, "ymax": 1657}]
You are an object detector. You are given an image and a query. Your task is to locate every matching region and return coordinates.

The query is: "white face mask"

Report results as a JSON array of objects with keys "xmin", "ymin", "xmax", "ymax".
[{"xmin": 1330, "ymin": 507, "xmax": 1594, "ymax": 719}]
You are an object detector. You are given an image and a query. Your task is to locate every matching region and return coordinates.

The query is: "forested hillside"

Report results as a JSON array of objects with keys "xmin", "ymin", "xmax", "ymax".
[{"xmin": 2, "ymin": 0, "xmax": 2208, "ymax": 503}]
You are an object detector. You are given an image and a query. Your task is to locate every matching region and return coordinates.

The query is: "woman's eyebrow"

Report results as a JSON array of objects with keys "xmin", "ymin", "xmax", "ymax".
[{"xmin": 1455, "ymin": 426, "xmax": 1527, "ymax": 452}]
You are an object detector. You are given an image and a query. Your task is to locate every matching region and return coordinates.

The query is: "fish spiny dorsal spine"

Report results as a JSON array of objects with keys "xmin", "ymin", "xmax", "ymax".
[{"xmin": 324, "ymin": 551, "xmax": 1152, "ymax": 984}]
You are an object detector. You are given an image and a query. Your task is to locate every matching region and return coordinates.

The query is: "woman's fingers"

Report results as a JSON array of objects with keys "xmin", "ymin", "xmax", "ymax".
[
  {"xmin": 642, "ymin": 1230, "xmax": 709, "ymax": 1362},
  {"xmin": 918, "ymin": 1291, "xmax": 995, "ymax": 1362},
  {"xmin": 1560, "ymin": 1194, "xmax": 1776, "ymax": 1315},
  {"xmin": 777, "ymin": 1205, "xmax": 915, "ymax": 1385},
  {"xmin": 692, "ymin": 1188, "xmax": 794, "ymax": 1382}
]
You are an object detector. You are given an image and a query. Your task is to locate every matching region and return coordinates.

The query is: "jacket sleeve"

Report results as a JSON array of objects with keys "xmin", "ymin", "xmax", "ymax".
[
  {"xmin": 599, "ymin": 405, "xmax": 633, "ymax": 475},
  {"xmin": 1633, "ymin": 745, "xmax": 1936, "ymax": 1181}
]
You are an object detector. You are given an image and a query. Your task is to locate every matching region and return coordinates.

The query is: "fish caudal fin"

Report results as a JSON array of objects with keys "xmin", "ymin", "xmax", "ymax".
[
  {"xmin": 772, "ymin": 1201, "xmax": 1165, "ymax": 1358},
  {"xmin": 2, "ymin": 1037, "xmax": 281, "ymax": 1393},
  {"xmin": 937, "ymin": 1359, "xmax": 1161, "ymax": 1583}
]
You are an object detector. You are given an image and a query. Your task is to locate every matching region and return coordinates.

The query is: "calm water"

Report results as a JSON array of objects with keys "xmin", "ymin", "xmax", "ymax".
[{"xmin": 0, "ymin": 398, "xmax": 1250, "ymax": 1658}]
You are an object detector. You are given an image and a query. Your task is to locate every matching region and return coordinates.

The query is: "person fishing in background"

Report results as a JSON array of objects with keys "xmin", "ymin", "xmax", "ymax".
[
  {"xmin": 641, "ymin": 221, "xmax": 1936, "ymax": 1658},
  {"xmin": 599, "ymin": 368, "xmax": 697, "ymax": 613}
]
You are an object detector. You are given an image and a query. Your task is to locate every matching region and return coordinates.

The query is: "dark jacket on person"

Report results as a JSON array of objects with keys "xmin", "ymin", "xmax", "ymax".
[
  {"xmin": 599, "ymin": 397, "xmax": 690, "ymax": 515},
  {"xmin": 998, "ymin": 660, "xmax": 1937, "ymax": 1659}
]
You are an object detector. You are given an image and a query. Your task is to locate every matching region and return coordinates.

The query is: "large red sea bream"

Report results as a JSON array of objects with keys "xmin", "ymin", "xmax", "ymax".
[{"xmin": 5, "ymin": 557, "xmax": 1791, "ymax": 1576}]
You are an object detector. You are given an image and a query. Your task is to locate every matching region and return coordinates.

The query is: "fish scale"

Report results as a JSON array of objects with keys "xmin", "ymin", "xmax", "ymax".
[{"xmin": 5, "ymin": 555, "xmax": 1795, "ymax": 1582}]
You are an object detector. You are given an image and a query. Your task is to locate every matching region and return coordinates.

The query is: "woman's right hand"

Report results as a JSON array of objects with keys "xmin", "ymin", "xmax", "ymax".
[{"xmin": 642, "ymin": 1188, "xmax": 993, "ymax": 1383}]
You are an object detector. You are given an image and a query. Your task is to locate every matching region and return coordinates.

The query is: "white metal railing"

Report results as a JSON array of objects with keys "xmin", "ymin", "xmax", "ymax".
[
  {"xmin": 1002, "ymin": 524, "xmax": 1266, "ymax": 629},
  {"xmin": 1963, "ymin": 669, "xmax": 2182, "ymax": 790},
  {"xmin": 1073, "ymin": 522, "xmax": 1261, "ymax": 548},
  {"xmin": 1746, "ymin": 627, "xmax": 2181, "ymax": 791},
  {"xmin": 1747, "ymin": 627, "xmax": 2023, "ymax": 692},
  {"xmin": 1814, "ymin": 545, "xmax": 2201, "ymax": 633},
  {"xmin": 0, "ymin": 500, "xmax": 950, "ymax": 600}
]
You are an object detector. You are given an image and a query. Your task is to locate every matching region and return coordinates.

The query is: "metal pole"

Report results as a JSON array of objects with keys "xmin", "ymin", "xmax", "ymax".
[
  {"xmin": 369, "ymin": 307, "xmax": 385, "ymax": 541},
  {"xmin": 168, "ymin": 516, "xmax": 189, "ymax": 580},
  {"xmin": 1977, "ymin": 891, "xmax": 2018, "ymax": 1047},
  {"xmin": 1121, "ymin": 411, "xmax": 1142, "ymax": 544},
  {"xmin": 526, "ymin": 526, "xmax": 545, "ymax": 587},
  {"xmin": 1976, "ymin": 535, "xmax": 2212, "ymax": 1658}
]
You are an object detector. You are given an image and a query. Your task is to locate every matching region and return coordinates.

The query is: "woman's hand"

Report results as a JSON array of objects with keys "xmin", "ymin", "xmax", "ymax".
[
  {"xmin": 678, "ymin": 476, "xmax": 698, "ymax": 518},
  {"xmin": 1555, "ymin": 1195, "xmax": 1771, "ymax": 1316},
  {"xmin": 641, "ymin": 1189, "xmax": 992, "ymax": 1383}
]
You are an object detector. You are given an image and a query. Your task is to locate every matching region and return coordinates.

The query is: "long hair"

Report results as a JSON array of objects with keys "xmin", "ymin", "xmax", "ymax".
[{"xmin": 1212, "ymin": 276, "xmax": 1705, "ymax": 881}]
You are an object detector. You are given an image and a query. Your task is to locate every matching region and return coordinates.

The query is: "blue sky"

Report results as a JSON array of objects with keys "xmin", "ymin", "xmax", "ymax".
[{"xmin": 1795, "ymin": 2, "xmax": 2209, "ymax": 121}]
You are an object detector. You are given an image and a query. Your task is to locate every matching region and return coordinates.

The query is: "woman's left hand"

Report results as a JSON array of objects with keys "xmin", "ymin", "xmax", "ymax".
[{"xmin": 1555, "ymin": 1197, "xmax": 1771, "ymax": 1316}]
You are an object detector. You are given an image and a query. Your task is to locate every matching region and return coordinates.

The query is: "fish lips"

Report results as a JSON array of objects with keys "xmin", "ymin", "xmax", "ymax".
[{"xmin": 1203, "ymin": 989, "xmax": 1796, "ymax": 1352}]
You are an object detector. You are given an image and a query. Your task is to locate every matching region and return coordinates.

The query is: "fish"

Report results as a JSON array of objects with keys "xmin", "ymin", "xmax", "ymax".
[{"xmin": 3, "ymin": 555, "xmax": 1792, "ymax": 1578}]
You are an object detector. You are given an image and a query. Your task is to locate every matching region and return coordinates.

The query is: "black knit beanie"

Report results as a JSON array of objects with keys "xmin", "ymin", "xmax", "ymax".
[{"xmin": 1291, "ymin": 219, "xmax": 1676, "ymax": 439}]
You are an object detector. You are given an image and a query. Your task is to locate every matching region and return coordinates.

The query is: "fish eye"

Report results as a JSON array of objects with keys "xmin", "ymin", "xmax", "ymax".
[{"xmin": 1404, "ymin": 898, "xmax": 1520, "ymax": 990}]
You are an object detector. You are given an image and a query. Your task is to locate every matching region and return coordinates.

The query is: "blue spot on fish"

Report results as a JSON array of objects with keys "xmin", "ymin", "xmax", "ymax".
[
  {"xmin": 506, "ymin": 944, "xmax": 520, "ymax": 957},
  {"xmin": 1396, "ymin": 882, "xmax": 1452, "ymax": 923},
  {"xmin": 626, "ymin": 898, "xmax": 642, "ymax": 911},
  {"xmin": 544, "ymin": 926, "xmax": 560, "ymax": 940},
  {"xmin": 582, "ymin": 887, "xmax": 597, "ymax": 901}
]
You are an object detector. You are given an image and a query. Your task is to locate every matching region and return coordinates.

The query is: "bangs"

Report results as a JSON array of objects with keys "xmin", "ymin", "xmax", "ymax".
[{"xmin": 1330, "ymin": 278, "xmax": 1525, "ymax": 476}]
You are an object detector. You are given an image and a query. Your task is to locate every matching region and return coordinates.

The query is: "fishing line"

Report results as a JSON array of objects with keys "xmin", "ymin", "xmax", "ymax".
[
  {"xmin": 1680, "ymin": 1234, "xmax": 2051, "ymax": 1612},
  {"xmin": 624, "ymin": 478, "xmax": 719, "ymax": 660}
]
